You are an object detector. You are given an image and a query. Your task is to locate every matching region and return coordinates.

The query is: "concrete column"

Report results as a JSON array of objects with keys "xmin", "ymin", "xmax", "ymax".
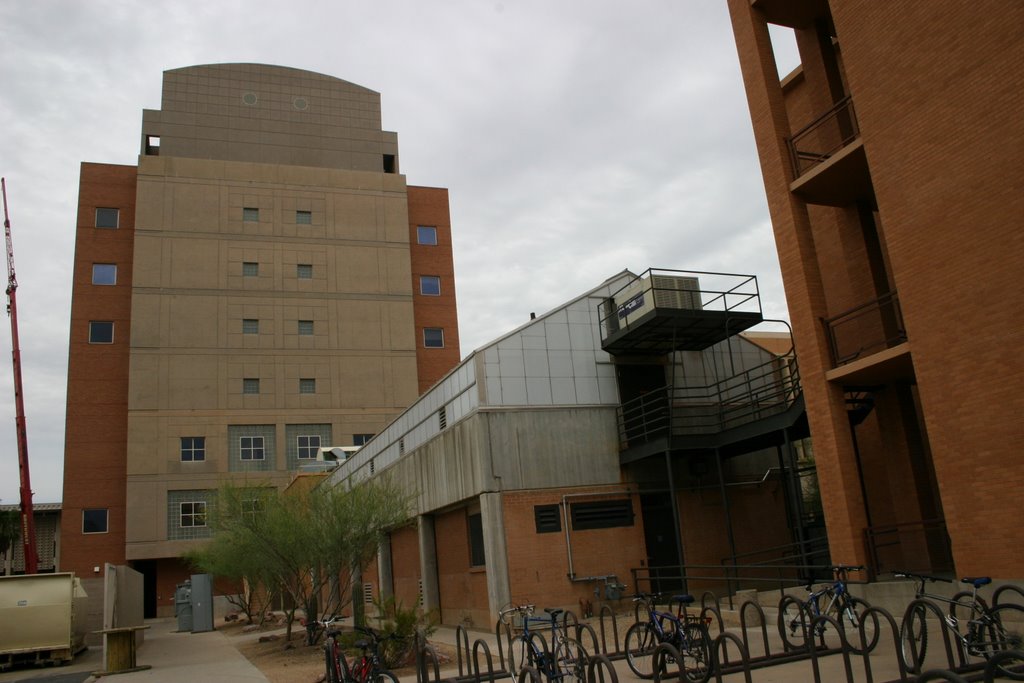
[
  {"xmin": 417, "ymin": 515, "xmax": 440, "ymax": 615},
  {"xmin": 479, "ymin": 492, "xmax": 510, "ymax": 627},
  {"xmin": 377, "ymin": 538, "xmax": 394, "ymax": 602},
  {"xmin": 351, "ymin": 563, "xmax": 364, "ymax": 626}
]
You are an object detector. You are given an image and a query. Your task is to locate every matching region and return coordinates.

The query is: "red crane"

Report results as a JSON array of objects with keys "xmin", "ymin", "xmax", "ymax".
[{"xmin": 1, "ymin": 178, "xmax": 37, "ymax": 575}]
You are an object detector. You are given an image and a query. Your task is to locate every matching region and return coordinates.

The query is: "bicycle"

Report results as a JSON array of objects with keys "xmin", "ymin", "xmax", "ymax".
[
  {"xmin": 624, "ymin": 592, "xmax": 712, "ymax": 683},
  {"xmin": 314, "ymin": 616, "xmax": 401, "ymax": 683},
  {"xmin": 778, "ymin": 564, "xmax": 879, "ymax": 654},
  {"xmin": 499, "ymin": 604, "xmax": 588, "ymax": 683},
  {"xmin": 896, "ymin": 571, "xmax": 1024, "ymax": 678}
]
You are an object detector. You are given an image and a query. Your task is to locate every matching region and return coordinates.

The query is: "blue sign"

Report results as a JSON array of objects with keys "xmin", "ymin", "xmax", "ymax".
[{"xmin": 617, "ymin": 292, "xmax": 645, "ymax": 319}]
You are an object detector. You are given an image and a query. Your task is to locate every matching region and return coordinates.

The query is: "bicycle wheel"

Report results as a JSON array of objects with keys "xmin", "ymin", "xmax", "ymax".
[
  {"xmin": 624, "ymin": 622, "xmax": 659, "ymax": 678},
  {"xmin": 324, "ymin": 642, "xmax": 339, "ymax": 683},
  {"xmin": 509, "ymin": 634, "xmax": 533, "ymax": 673},
  {"xmin": 679, "ymin": 623, "xmax": 712, "ymax": 683},
  {"xmin": 371, "ymin": 670, "xmax": 400, "ymax": 683},
  {"xmin": 554, "ymin": 636, "xmax": 588, "ymax": 683},
  {"xmin": 976, "ymin": 604, "xmax": 1024, "ymax": 680},
  {"xmin": 899, "ymin": 603, "xmax": 929, "ymax": 674},
  {"xmin": 837, "ymin": 597, "xmax": 879, "ymax": 654},
  {"xmin": 778, "ymin": 596, "xmax": 813, "ymax": 649}
]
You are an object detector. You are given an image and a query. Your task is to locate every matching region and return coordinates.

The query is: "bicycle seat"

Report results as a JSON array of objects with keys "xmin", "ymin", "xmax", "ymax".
[
  {"xmin": 670, "ymin": 594, "xmax": 695, "ymax": 604},
  {"xmin": 544, "ymin": 608, "xmax": 564, "ymax": 619},
  {"xmin": 961, "ymin": 576, "xmax": 992, "ymax": 588}
]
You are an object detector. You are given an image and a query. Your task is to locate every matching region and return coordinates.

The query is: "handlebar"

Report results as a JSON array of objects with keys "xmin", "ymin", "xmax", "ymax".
[
  {"xmin": 499, "ymin": 604, "xmax": 535, "ymax": 619},
  {"xmin": 893, "ymin": 570, "xmax": 952, "ymax": 584}
]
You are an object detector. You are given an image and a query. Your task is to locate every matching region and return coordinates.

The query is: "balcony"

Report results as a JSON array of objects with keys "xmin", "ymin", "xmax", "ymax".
[
  {"xmin": 787, "ymin": 96, "xmax": 875, "ymax": 207},
  {"xmin": 823, "ymin": 291, "xmax": 914, "ymax": 385},
  {"xmin": 617, "ymin": 349, "xmax": 801, "ymax": 456},
  {"xmin": 600, "ymin": 269, "xmax": 763, "ymax": 355}
]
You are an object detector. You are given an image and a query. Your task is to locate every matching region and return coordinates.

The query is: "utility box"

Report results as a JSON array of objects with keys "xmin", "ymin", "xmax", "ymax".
[
  {"xmin": 0, "ymin": 573, "xmax": 88, "ymax": 670},
  {"xmin": 174, "ymin": 580, "xmax": 192, "ymax": 633},
  {"xmin": 190, "ymin": 574, "xmax": 214, "ymax": 633}
]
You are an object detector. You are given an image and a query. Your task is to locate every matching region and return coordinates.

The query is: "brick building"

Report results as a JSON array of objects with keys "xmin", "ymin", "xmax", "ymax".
[
  {"xmin": 727, "ymin": 1, "xmax": 1024, "ymax": 579},
  {"xmin": 60, "ymin": 64, "xmax": 461, "ymax": 618},
  {"xmin": 327, "ymin": 270, "xmax": 810, "ymax": 625}
]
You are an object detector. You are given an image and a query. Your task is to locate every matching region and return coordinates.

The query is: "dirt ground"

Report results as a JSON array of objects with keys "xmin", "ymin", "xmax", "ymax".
[{"xmin": 222, "ymin": 620, "xmax": 450, "ymax": 683}]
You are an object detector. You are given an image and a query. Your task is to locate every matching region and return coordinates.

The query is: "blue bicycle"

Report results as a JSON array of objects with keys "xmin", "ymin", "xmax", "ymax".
[
  {"xmin": 499, "ymin": 604, "xmax": 588, "ymax": 683},
  {"xmin": 625, "ymin": 593, "xmax": 712, "ymax": 683},
  {"xmin": 778, "ymin": 564, "xmax": 879, "ymax": 654}
]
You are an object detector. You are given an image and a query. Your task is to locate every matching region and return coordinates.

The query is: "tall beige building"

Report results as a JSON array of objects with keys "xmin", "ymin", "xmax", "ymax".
[{"xmin": 62, "ymin": 64, "xmax": 461, "ymax": 617}]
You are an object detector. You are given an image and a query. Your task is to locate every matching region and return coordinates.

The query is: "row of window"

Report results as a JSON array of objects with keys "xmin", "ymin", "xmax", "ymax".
[
  {"xmin": 94, "ymin": 207, "xmax": 441, "ymax": 248},
  {"xmin": 86, "ymin": 320, "xmax": 445, "ymax": 348},
  {"xmin": 242, "ymin": 262, "xmax": 313, "ymax": 279},
  {"xmin": 177, "ymin": 433, "xmax": 374, "ymax": 462}
]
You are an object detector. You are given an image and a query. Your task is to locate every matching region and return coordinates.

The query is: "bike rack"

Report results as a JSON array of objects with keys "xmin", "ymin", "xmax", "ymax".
[
  {"xmin": 650, "ymin": 642, "xmax": 685, "ymax": 683},
  {"xmin": 711, "ymin": 631, "xmax": 753, "ymax": 683},
  {"xmin": 992, "ymin": 583, "xmax": 1024, "ymax": 608},
  {"xmin": 586, "ymin": 653, "xmax": 619, "ymax": 683},
  {"xmin": 596, "ymin": 604, "xmax": 623, "ymax": 658}
]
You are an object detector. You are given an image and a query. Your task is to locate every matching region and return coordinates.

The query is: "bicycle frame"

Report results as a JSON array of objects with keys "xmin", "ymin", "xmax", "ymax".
[{"xmin": 902, "ymin": 574, "xmax": 989, "ymax": 654}]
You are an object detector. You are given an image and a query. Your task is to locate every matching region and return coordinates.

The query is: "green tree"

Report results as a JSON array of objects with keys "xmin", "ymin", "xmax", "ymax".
[
  {"xmin": 0, "ymin": 507, "xmax": 20, "ymax": 558},
  {"xmin": 189, "ymin": 479, "xmax": 410, "ymax": 643}
]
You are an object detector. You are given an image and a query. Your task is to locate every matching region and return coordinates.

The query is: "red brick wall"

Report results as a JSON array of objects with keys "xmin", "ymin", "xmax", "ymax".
[
  {"xmin": 502, "ymin": 487, "xmax": 645, "ymax": 614},
  {"xmin": 407, "ymin": 186, "xmax": 461, "ymax": 393},
  {"xmin": 59, "ymin": 162, "xmax": 137, "ymax": 577},
  {"xmin": 433, "ymin": 507, "xmax": 489, "ymax": 627},
  {"xmin": 390, "ymin": 524, "xmax": 422, "ymax": 610}
]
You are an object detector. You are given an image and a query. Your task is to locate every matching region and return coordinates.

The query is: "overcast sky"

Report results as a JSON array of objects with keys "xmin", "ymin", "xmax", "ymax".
[{"xmin": 0, "ymin": 1, "xmax": 798, "ymax": 505}]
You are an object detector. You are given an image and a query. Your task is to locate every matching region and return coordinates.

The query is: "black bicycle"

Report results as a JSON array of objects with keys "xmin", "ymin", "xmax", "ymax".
[
  {"xmin": 624, "ymin": 593, "xmax": 712, "ymax": 683},
  {"xmin": 778, "ymin": 564, "xmax": 879, "ymax": 654},
  {"xmin": 499, "ymin": 604, "xmax": 588, "ymax": 683},
  {"xmin": 315, "ymin": 617, "xmax": 401, "ymax": 683},
  {"xmin": 896, "ymin": 571, "xmax": 1024, "ymax": 678}
]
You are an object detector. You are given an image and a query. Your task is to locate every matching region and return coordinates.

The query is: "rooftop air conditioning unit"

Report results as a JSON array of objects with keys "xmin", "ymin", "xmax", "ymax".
[
  {"xmin": 300, "ymin": 446, "xmax": 361, "ymax": 472},
  {"xmin": 615, "ymin": 275, "xmax": 701, "ymax": 328}
]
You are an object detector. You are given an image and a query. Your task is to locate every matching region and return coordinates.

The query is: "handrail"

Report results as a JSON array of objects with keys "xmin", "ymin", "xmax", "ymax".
[
  {"xmin": 787, "ymin": 95, "xmax": 860, "ymax": 177},
  {"xmin": 822, "ymin": 290, "xmax": 906, "ymax": 366}
]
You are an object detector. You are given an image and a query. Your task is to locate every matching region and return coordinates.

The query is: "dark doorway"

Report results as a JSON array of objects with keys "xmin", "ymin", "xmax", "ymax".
[
  {"xmin": 132, "ymin": 559, "xmax": 158, "ymax": 618},
  {"xmin": 640, "ymin": 493, "xmax": 682, "ymax": 594}
]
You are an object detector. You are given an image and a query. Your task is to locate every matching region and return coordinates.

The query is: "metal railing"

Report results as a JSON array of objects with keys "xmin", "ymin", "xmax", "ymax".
[
  {"xmin": 864, "ymin": 517, "xmax": 954, "ymax": 578},
  {"xmin": 787, "ymin": 95, "xmax": 860, "ymax": 178},
  {"xmin": 617, "ymin": 350, "xmax": 801, "ymax": 447},
  {"xmin": 823, "ymin": 291, "xmax": 906, "ymax": 366}
]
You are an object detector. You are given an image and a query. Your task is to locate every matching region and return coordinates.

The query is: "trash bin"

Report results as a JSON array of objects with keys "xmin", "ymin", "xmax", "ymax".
[
  {"xmin": 190, "ymin": 574, "xmax": 214, "ymax": 633},
  {"xmin": 174, "ymin": 580, "xmax": 192, "ymax": 633}
]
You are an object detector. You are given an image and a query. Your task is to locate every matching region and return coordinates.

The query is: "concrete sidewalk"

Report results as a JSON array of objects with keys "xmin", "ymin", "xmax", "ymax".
[{"xmin": 83, "ymin": 618, "xmax": 268, "ymax": 683}]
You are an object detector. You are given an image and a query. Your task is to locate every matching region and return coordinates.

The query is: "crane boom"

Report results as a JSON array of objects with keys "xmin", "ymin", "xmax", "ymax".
[{"xmin": 1, "ymin": 178, "xmax": 37, "ymax": 575}]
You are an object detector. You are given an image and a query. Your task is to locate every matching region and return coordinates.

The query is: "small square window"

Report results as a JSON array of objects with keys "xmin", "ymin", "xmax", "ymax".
[
  {"xmin": 298, "ymin": 320, "xmax": 314, "ymax": 336},
  {"xmin": 180, "ymin": 501, "xmax": 207, "ymax": 527},
  {"xmin": 417, "ymin": 226, "xmax": 437, "ymax": 245},
  {"xmin": 353, "ymin": 434, "xmax": 374, "ymax": 446},
  {"xmin": 243, "ymin": 378, "xmax": 260, "ymax": 395},
  {"xmin": 243, "ymin": 207, "xmax": 259, "ymax": 222},
  {"xmin": 181, "ymin": 437, "xmax": 206, "ymax": 462},
  {"xmin": 296, "ymin": 210, "xmax": 312, "ymax": 224},
  {"xmin": 92, "ymin": 264, "xmax": 117, "ymax": 285},
  {"xmin": 89, "ymin": 321, "xmax": 114, "ymax": 344},
  {"xmin": 297, "ymin": 264, "xmax": 313, "ymax": 279},
  {"xmin": 242, "ymin": 498, "xmax": 263, "ymax": 520},
  {"xmin": 242, "ymin": 319, "xmax": 259, "ymax": 334},
  {"xmin": 299, "ymin": 378, "xmax": 316, "ymax": 394},
  {"xmin": 240, "ymin": 436, "xmax": 265, "ymax": 460},
  {"xmin": 242, "ymin": 262, "xmax": 258, "ymax": 277},
  {"xmin": 423, "ymin": 328, "xmax": 444, "ymax": 348},
  {"xmin": 297, "ymin": 434, "xmax": 321, "ymax": 459},
  {"xmin": 83, "ymin": 509, "xmax": 108, "ymax": 534},
  {"xmin": 420, "ymin": 275, "xmax": 441, "ymax": 296},
  {"xmin": 95, "ymin": 208, "xmax": 119, "ymax": 229}
]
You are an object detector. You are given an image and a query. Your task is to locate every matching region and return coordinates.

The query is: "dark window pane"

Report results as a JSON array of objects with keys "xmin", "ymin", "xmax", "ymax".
[
  {"xmin": 468, "ymin": 513, "xmax": 486, "ymax": 566},
  {"xmin": 417, "ymin": 226, "xmax": 437, "ymax": 245},
  {"xmin": 95, "ymin": 208, "xmax": 119, "ymax": 228},
  {"xmin": 83, "ymin": 508, "xmax": 108, "ymax": 534},
  {"xmin": 89, "ymin": 321, "xmax": 114, "ymax": 344},
  {"xmin": 423, "ymin": 328, "xmax": 444, "ymax": 348}
]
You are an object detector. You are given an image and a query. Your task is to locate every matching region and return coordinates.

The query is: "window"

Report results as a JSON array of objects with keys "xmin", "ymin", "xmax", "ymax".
[
  {"xmin": 570, "ymin": 499, "xmax": 635, "ymax": 531},
  {"xmin": 242, "ymin": 497, "xmax": 263, "ymax": 520},
  {"xmin": 535, "ymin": 505, "xmax": 562, "ymax": 534},
  {"xmin": 423, "ymin": 328, "xmax": 444, "ymax": 348},
  {"xmin": 420, "ymin": 275, "xmax": 441, "ymax": 296},
  {"xmin": 240, "ymin": 436, "xmax": 265, "ymax": 460},
  {"xmin": 417, "ymin": 226, "xmax": 437, "ymax": 245},
  {"xmin": 145, "ymin": 134, "xmax": 160, "ymax": 155},
  {"xmin": 299, "ymin": 378, "xmax": 316, "ymax": 394},
  {"xmin": 95, "ymin": 208, "xmax": 119, "ymax": 228},
  {"xmin": 180, "ymin": 501, "xmax": 207, "ymax": 528},
  {"xmin": 242, "ymin": 207, "xmax": 259, "ymax": 222},
  {"xmin": 180, "ymin": 437, "xmax": 206, "ymax": 462},
  {"xmin": 296, "ymin": 210, "xmax": 312, "ymax": 224},
  {"xmin": 468, "ymin": 513, "xmax": 486, "ymax": 567},
  {"xmin": 353, "ymin": 434, "xmax": 374, "ymax": 446},
  {"xmin": 242, "ymin": 319, "xmax": 259, "ymax": 334},
  {"xmin": 297, "ymin": 264, "xmax": 313, "ymax": 279},
  {"xmin": 297, "ymin": 434, "xmax": 321, "ymax": 459},
  {"xmin": 89, "ymin": 321, "xmax": 114, "ymax": 344},
  {"xmin": 298, "ymin": 320, "xmax": 314, "ymax": 336},
  {"xmin": 243, "ymin": 378, "xmax": 260, "ymax": 395},
  {"xmin": 242, "ymin": 262, "xmax": 258, "ymax": 277},
  {"xmin": 92, "ymin": 264, "xmax": 117, "ymax": 285},
  {"xmin": 82, "ymin": 509, "xmax": 108, "ymax": 534}
]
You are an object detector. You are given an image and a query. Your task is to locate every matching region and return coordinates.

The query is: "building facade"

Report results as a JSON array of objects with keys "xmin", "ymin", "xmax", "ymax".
[
  {"xmin": 60, "ymin": 64, "xmax": 461, "ymax": 616},
  {"xmin": 728, "ymin": 1, "xmax": 1023, "ymax": 579}
]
